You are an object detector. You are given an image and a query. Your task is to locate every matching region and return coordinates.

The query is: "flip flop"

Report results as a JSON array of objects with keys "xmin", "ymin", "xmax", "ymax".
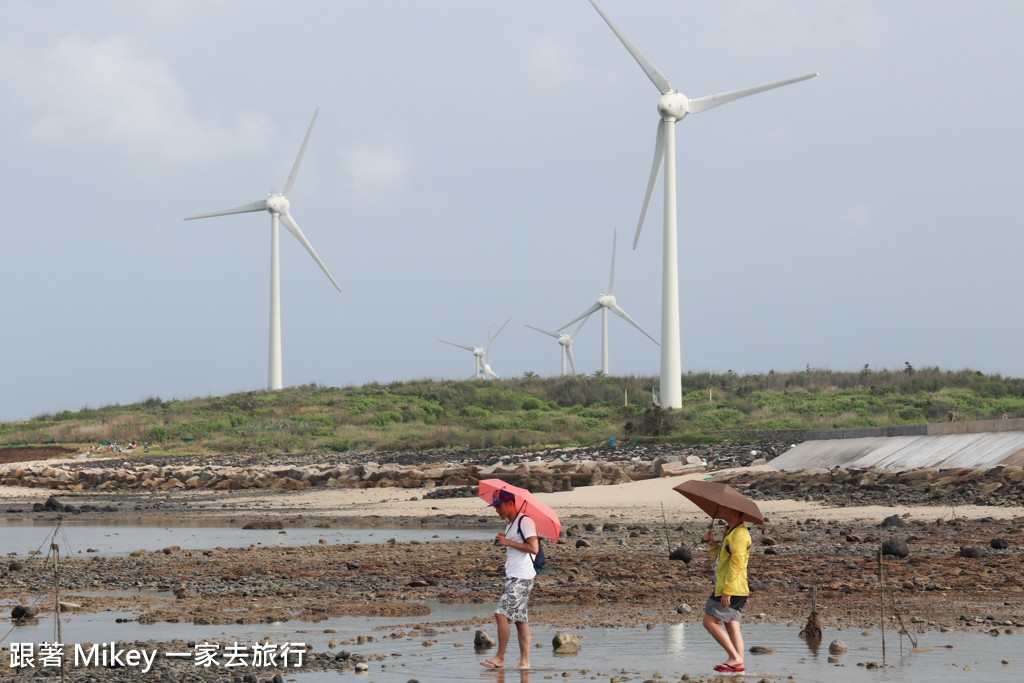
[
  {"xmin": 714, "ymin": 663, "xmax": 746, "ymax": 672},
  {"xmin": 480, "ymin": 659, "xmax": 504, "ymax": 669}
]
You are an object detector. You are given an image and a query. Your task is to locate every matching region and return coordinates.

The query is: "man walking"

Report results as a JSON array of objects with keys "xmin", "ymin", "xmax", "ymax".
[{"xmin": 481, "ymin": 489, "xmax": 539, "ymax": 670}]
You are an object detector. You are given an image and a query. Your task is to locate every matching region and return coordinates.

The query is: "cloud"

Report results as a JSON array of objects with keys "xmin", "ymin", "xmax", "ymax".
[
  {"xmin": 343, "ymin": 141, "xmax": 411, "ymax": 201},
  {"xmin": 837, "ymin": 200, "xmax": 874, "ymax": 234},
  {"xmin": 524, "ymin": 35, "xmax": 579, "ymax": 89},
  {"xmin": 721, "ymin": 1, "xmax": 886, "ymax": 55},
  {"xmin": 2, "ymin": 35, "xmax": 271, "ymax": 164}
]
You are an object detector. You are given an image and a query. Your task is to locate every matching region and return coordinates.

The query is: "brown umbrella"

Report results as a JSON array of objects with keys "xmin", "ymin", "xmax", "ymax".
[{"xmin": 672, "ymin": 480, "xmax": 764, "ymax": 527}]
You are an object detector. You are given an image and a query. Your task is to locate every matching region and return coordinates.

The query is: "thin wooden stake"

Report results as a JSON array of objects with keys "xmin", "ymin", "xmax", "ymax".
[
  {"xmin": 51, "ymin": 520, "xmax": 66, "ymax": 683},
  {"xmin": 877, "ymin": 547, "xmax": 886, "ymax": 663},
  {"xmin": 660, "ymin": 502, "xmax": 673, "ymax": 554}
]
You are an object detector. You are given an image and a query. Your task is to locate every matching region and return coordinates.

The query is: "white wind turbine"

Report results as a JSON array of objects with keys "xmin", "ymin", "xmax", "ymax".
[
  {"xmin": 440, "ymin": 317, "xmax": 512, "ymax": 380},
  {"xmin": 560, "ymin": 229, "xmax": 658, "ymax": 375},
  {"xmin": 588, "ymin": 0, "xmax": 816, "ymax": 408},
  {"xmin": 524, "ymin": 318, "xmax": 588, "ymax": 377},
  {"xmin": 184, "ymin": 106, "xmax": 340, "ymax": 391}
]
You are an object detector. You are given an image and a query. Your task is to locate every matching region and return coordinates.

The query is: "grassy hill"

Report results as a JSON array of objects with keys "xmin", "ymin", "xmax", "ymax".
[{"xmin": 2, "ymin": 366, "xmax": 1022, "ymax": 457}]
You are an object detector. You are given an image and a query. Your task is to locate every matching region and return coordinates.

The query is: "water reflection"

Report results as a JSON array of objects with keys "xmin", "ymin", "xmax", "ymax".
[
  {"xmin": 803, "ymin": 635, "xmax": 822, "ymax": 656},
  {"xmin": 663, "ymin": 622, "xmax": 687, "ymax": 657},
  {"xmin": 482, "ymin": 669, "xmax": 531, "ymax": 683}
]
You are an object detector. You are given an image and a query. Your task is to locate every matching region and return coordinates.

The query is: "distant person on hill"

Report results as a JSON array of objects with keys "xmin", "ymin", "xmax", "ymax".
[
  {"xmin": 948, "ymin": 409, "xmax": 956, "ymax": 422},
  {"xmin": 1003, "ymin": 409, "xmax": 1010, "ymax": 420},
  {"xmin": 702, "ymin": 506, "xmax": 752, "ymax": 673}
]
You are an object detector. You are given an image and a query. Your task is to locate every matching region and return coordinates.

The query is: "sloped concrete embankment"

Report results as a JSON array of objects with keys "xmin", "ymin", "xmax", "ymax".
[{"xmin": 718, "ymin": 465, "xmax": 1024, "ymax": 507}]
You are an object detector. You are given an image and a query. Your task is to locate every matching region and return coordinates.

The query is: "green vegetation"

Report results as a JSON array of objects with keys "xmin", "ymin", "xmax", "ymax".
[{"xmin": 3, "ymin": 367, "xmax": 1022, "ymax": 456}]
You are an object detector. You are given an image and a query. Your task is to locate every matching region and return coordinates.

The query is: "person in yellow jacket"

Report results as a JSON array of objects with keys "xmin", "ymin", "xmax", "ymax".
[{"xmin": 701, "ymin": 506, "xmax": 751, "ymax": 673}]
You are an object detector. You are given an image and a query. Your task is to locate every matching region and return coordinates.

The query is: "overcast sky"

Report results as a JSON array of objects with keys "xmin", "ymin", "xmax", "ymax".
[{"xmin": 2, "ymin": 1, "xmax": 1021, "ymax": 422}]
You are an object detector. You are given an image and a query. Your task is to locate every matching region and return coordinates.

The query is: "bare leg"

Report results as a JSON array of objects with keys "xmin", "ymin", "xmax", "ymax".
[
  {"xmin": 702, "ymin": 613, "xmax": 742, "ymax": 665},
  {"xmin": 482, "ymin": 612, "xmax": 509, "ymax": 668},
  {"xmin": 725, "ymin": 619, "xmax": 744, "ymax": 665},
  {"xmin": 515, "ymin": 621, "xmax": 531, "ymax": 669}
]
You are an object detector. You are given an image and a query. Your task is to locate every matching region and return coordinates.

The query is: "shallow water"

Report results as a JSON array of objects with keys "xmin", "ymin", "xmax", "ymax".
[
  {"xmin": 0, "ymin": 519, "xmax": 491, "ymax": 556},
  {"xmin": 5, "ymin": 601, "xmax": 1018, "ymax": 681},
  {"xmin": 289, "ymin": 621, "xmax": 1018, "ymax": 682}
]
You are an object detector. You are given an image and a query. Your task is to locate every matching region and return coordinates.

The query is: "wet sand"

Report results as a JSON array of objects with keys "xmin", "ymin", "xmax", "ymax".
[{"xmin": 2, "ymin": 468, "xmax": 1022, "ymax": 680}]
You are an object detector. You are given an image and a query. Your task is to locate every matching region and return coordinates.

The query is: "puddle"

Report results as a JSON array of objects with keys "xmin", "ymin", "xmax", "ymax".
[
  {"xmin": 285, "ymin": 622, "xmax": 1018, "ymax": 682},
  {"xmin": 0, "ymin": 520, "xmax": 492, "ymax": 556},
  {"xmin": 4, "ymin": 603, "xmax": 1018, "ymax": 681}
]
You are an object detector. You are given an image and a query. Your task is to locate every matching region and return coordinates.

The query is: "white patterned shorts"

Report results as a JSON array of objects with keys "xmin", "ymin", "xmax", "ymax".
[{"xmin": 495, "ymin": 577, "xmax": 534, "ymax": 623}]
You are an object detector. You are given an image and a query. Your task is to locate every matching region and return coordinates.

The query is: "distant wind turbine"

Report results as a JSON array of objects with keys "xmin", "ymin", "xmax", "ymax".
[
  {"xmin": 184, "ymin": 106, "xmax": 341, "ymax": 391},
  {"xmin": 440, "ymin": 317, "xmax": 512, "ymax": 380},
  {"xmin": 559, "ymin": 229, "xmax": 658, "ymax": 375},
  {"xmin": 588, "ymin": 0, "xmax": 816, "ymax": 408},
  {"xmin": 525, "ymin": 318, "xmax": 588, "ymax": 376}
]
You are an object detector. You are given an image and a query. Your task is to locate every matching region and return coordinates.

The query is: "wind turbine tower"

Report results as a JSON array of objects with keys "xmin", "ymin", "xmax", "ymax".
[
  {"xmin": 525, "ymin": 319, "xmax": 588, "ymax": 376},
  {"xmin": 588, "ymin": 0, "xmax": 816, "ymax": 408},
  {"xmin": 560, "ymin": 229, "xmax": 658, "ymax": 375},
  {"xmin": 185, "ymin": 107, "xmax": 341, "ymax": 391},
  {"xmin": 440, "ymin": 317, "xmax": 512, "ymax": 380}
]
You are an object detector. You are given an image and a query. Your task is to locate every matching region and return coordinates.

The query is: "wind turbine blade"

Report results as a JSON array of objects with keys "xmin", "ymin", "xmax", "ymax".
[
  {"xmin": 279, "ymin": 212, "xmax": 342, "ymax": 293},
  {"xmin": 487, "ymin": 316, "xmax": 512, "ymax": 347},
  {"xmin": 608, "ymin": 229, "xmax": 619, "ymax": 294},
  {"xmin": 610, "ymin": 304, "xmax": 660, "ymax": 346},
  {"xmin": 282, "ymin": 106, "xmax": 320, "ymax": 198},
  {"xmin": 439, "ymin": 339, "xmax": 477, "ymax": 352},
  {"xmin": 589, "ymin": 0, "xmax": 671, "ymax": 94},
  {"xmin": 567, "ymin": 346, "xmax": 578, "ymax": 375},
  {"xmin": 524, "ymin": 323, "xmax": 560, "ymax": 339},
  {"xmin": 634, "ymin": 119, "xmax": 665, "ymax": 249},
  {"xmin": 485, "ymin": 365, "xmax": 500, "ymax": 380},
  {"xmin": 570, "ymin": 316, "xmax": 589, "ymax": 339},
  {"xmin": 688, "ymin": 73, "xmax": 818, "ymax": 114},
  {"xmin": 560, "ymin": 302, "xmax": 602, "ymax": 331},
  {"xmin": 184, "ymin": 200, "xmax": 268, "ymax": 221}
]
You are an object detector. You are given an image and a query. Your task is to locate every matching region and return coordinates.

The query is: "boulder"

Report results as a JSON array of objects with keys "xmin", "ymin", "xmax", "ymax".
[
  {"xmin": 829, "ymin": 639, "xmax": 849, "ymax": 654},
  {"xmin": 11, "ymin": 605, "xmax": 38, "ymax": 620},
  {"xmin": 881, "ymin": 538, "xmax": 910, "ymax": 558},
  {"xmin": 657, "ymin": 461, "xmax": 704, "ymax": 477},
  {"xmin": 552, "ymin": 632, "xmax": 581, "ymax": 654},
  {"xmin": 669, "ymin": 545, "xmax": 693, "ymax": 563}
]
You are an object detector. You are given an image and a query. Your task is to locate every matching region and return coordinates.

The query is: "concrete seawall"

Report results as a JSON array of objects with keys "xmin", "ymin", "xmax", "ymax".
[{"xmin": 769, "ymin": 419, "xmax": 1024, "ymax": 471}]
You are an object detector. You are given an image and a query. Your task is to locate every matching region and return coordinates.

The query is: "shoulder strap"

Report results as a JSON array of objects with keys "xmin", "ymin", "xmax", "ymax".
[{"xmin": 516, "ymin": 515, "xmax": 537, "ymax": 559}]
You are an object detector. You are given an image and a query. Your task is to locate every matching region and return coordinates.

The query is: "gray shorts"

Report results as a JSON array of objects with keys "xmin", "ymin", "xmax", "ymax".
[
  {"xmin": 495, "ymin": 577, "xmax": 534, "ymax": 623},
  {"xmin": 704, "ymin": 595, "xmax": 747, "ymax": 623}
]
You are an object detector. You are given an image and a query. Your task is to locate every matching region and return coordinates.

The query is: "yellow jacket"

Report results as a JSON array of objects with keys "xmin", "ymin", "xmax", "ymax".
[{"xmin": 708, "ymin": 524, "xmax": 751, "ymax": 598}]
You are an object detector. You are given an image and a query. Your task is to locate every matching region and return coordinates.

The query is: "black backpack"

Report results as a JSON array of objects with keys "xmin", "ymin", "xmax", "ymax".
[{"xmin": 517, "ymin": 516, "xmax": 546, "ymax": 573}]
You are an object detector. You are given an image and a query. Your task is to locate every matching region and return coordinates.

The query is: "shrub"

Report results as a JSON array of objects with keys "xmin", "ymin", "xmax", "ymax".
[{"xmin": 148, "ymin": 426, "xmax": 170, "ymax": 442}]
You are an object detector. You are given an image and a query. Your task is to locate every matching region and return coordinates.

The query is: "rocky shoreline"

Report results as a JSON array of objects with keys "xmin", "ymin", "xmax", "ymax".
[
  {"xmin": 0, "ymin": 441, "xmax": 786, "ymax": 496},
  {"xmin": 2, "ymin": 444, "xmax": 1023, "ymax": 681}
]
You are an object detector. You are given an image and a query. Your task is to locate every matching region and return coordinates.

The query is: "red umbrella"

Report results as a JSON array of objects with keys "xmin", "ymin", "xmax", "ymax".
[
  {"xmin": 477, "ymin": 479, "xmax": 561, "ymax": 541},
  {"xmin": 673, "ymin": 480, "xmax": 764, "ymax": 527}
]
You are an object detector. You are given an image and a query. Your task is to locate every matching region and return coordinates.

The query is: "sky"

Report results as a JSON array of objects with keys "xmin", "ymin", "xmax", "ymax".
[{"xmin": 2, "ymin": 0, "xmax": 1022, "ymax": 422}]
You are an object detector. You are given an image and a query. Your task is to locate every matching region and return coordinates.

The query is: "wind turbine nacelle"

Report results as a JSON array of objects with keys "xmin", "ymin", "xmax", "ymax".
[
  {"xmin": 558, "ymin": 335, "xmax": 573, "ymax": 346},
  {"xmin": 598, "ymin": 293, "xmax": 617, "ymax": 308},
  {"xmin": 473, "ymin": 348, "xmax": 485, "ymax": 358},
  {"xmin": 658, "ymin": 92, "xmax": 689, "ymax": 120},
  {"xmin": 266, "ymin": 195, "xmax": 290, "ymax": 215}
]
